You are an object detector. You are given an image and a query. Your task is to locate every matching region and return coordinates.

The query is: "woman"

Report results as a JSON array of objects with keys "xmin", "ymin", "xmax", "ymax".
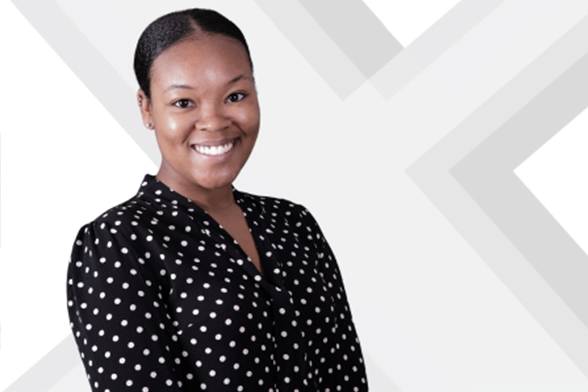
[{"xmin": 67, "ymin": 8, "xmax": 368, "ymax": 392}]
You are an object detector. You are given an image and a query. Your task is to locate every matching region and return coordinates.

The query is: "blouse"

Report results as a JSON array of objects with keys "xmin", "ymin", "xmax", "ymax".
[{"xmin": 67, "ymin": 174, "xmax": 368, "ymax": 392}]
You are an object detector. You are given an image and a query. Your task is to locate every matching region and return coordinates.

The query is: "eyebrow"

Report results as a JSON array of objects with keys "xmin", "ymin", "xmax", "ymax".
[
  {"xmin": 227, "ymin": 75, "xmax": 251, "ymax": 85},
  {"xmin": 164, "ymin": 84, "xmax": 193, "ymax": 92},
  {"xmin": 164, "ymin": 75, "xmax": 252, "ymax": 93}
]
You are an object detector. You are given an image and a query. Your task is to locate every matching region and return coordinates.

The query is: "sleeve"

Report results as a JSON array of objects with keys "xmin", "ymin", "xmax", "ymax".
[
  {"xmin": 67, "ymin": 221, "xmax": 184, "ymax": 392},
  {"xmin": 297, "ymin": 205, "xmax": 369, "ymax": 391}
]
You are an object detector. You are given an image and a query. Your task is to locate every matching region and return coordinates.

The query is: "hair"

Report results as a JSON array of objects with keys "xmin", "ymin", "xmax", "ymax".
[{"xmin": 134, "ymin": 8, "xmax": 252, "ymax": 99}]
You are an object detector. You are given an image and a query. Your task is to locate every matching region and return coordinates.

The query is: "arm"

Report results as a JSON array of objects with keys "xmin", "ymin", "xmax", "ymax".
[
  {"xmin": 297, "ymin": 206, "xmax": 369, "ymax": 391},
  {"xmin": 67, "ymin": 220, "xmax": 184, "ymax": 392}
]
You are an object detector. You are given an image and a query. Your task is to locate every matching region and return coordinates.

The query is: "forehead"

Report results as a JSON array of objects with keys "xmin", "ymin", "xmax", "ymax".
[{"xmin": 150, "ymin": 34, "xmax": 252, "ymax": 88}]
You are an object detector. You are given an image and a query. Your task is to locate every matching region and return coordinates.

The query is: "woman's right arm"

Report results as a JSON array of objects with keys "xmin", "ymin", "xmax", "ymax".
[{"xmin": 67, "ymin": 220, "xmax": 184, "ymax": 392}]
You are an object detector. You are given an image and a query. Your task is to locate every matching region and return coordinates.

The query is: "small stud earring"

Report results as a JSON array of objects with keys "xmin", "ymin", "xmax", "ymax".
[{"xmin": 146, "ymin": 122, "xmax": 152, "ymax": 129}]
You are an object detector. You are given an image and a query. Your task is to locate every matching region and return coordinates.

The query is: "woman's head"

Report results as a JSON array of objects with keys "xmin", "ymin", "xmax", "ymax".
[
  {"xmin": 135, "ymin": 9, "xmax": 260, "ymax": 196},
  {"xmin": 134, "ymin": 8, "xmax": 252, "ymax": 100}
]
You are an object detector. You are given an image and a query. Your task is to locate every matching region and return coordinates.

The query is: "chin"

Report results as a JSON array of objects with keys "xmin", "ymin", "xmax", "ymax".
[{"xmin": 194, "ymin": 172, "xmax": 238, "ymax": 190}]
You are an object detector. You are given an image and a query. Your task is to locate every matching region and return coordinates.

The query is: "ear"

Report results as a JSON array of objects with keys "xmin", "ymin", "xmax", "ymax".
[{"xmin": 137, "ymin": 90, "xmax": 154, "ymax": 129}]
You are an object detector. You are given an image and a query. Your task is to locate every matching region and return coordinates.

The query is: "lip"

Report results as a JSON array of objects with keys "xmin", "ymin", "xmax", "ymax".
[
  {"xmin": 191, "ymin": 137, "xmax": 238, "ymax": 148},
  {"xmin": 190, "ymin": 137, "xmax": 239, "ymax": 158}
]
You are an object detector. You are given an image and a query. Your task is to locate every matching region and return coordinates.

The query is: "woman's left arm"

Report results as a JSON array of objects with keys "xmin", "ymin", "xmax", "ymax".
[{"xmin": 298, "ymin": 206, "xmax": 370, "ymax": 391}]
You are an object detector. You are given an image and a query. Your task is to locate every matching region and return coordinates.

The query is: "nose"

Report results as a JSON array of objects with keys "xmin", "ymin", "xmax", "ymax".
[{"xmin": 196, "ymin": 103, "xmax": 231, "ymax": 132}]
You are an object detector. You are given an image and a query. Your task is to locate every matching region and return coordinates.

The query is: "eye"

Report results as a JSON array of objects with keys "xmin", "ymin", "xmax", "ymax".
[
  {"xmin": 173, "ymin": 99, "xmax": 193, "ymax": 108},
  {"xmin": 226, "ymin": 93, "xmax": 245, "ymax": 103}
]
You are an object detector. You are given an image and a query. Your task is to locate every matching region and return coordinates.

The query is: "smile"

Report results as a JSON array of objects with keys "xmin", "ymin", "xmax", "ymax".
[{"xmin": 193, "ymin": 139, "xmax": 235, "ymax": 156}]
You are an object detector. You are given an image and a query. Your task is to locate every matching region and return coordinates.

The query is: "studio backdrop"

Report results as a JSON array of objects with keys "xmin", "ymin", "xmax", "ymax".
[{"xmin": 2, "ymin": 0, "xmax": 588, "ymax": 390}]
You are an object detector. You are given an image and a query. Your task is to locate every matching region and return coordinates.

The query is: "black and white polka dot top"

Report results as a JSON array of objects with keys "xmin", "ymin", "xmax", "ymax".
[{"xmin": 67, "ymin": 174, "xmax": 368, "ymax": 392}]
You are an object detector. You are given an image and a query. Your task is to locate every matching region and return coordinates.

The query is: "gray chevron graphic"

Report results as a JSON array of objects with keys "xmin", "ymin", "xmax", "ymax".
[
  {"xmin": 252, "ymin": 0, "xmax": 374, "ymax": 99},
  {"xmin": 371, "ymin": 0, "xmax": 506, "ymax": 99},
  {"xmin": 408, "ymin": 13, "xmax": 588, "ymax": 377},
  {"xmin": 255, "ymin": 0, "xmax": 508, "ymax": 100},
  {"xmin": 297, "ymin": 0, "xmax": 403, "ymax": 79}
]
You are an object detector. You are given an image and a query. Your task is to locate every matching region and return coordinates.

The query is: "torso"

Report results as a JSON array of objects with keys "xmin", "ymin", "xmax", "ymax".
[
  {"xmin": 206, "ymin": 203, "xmax": 266, "ymax": 277},
  {"xmin": 67, "ymin": 175, "xmax": 368, "ymax": 391}
]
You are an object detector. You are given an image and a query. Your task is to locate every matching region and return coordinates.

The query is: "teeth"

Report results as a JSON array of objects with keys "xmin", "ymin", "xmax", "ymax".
[{"xmin": 194, "ymin": 140, "xmax": 234, "ymax": 156}]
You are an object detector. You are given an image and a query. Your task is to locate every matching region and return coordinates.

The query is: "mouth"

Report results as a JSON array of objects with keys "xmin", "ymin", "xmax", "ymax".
[{"xmin": 191, "ymin": 138, "xmax": 237, "ymax": 157}]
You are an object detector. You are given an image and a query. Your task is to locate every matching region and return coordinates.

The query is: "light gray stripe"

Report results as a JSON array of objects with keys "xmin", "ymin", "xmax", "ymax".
[
  {"xmin": 452, "ymin": 44, "xmax": 588, "ymax": 353},
  {"xmin": 48, "ymin": 363, "xmax": 89, "ymax": 391},
  {"xmin": 298, "ymin": 0, "xmax": 402, "ymax": 79},
  {"xmin": 371, "ymin": 0, "xmax": 507, "ymax": 99},
  {"xmin": 408, "ymin": 13, "xmax": 588, "ymax": 377},
  {"xmin": 364, "ymin": 354, "xmax": 401, "ymax": 391},
  {"xmin": 428, "ymin": 0, "xmax": 571, "ymax": 99},
  {"xmin": 8, "ymin": 0, "xmax": 156, "ymax": 386},
  {"xmin": 4, "ymin": 335, "xmax": 82, "ymax": 391},
  {"xmin": 253, "ymin": 0, "xmax": 367, "ymax": 99},
  {"xmin": 10, "ymin": 0, "xmax": 160, "ymax": 165}
]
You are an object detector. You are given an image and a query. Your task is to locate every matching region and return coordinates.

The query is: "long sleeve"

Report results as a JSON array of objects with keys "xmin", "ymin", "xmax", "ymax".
[
  {"xmin": 297, "ymin": 206, "xmax": 369, "ymax": 391},
  {"xmin": 67, "ymin": 219, "xmax": 184, "ymax": 392}
]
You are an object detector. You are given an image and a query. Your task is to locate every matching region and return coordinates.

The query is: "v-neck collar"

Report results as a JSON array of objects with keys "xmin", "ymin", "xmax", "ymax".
[{"xmin": 137, "ymin": 174, "xmax": 284, "ymax": 290}]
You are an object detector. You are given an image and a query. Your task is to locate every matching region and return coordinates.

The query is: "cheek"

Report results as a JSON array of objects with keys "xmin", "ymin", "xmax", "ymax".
[
  {"xmin": 161, "ymin": 114, "xmax": 182, "ymax": 134},
  {"xmin": 237, "ymin": 103, "xmax": 261, "ymax": 133},
  {"xmin": 154, "ymin": 110, "xmax": 193, "ymax": 139}
]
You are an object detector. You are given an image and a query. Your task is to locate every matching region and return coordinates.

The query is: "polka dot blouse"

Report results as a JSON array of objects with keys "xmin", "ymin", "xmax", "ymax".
[{"xmin": 67, "ymin": 174, "xmax": 368, "ymax": 391}]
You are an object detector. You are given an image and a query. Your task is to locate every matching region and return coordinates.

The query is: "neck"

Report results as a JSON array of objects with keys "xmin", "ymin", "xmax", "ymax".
[
  {"xmin": 187, "ymin": 185, "xmax": 235, "ymax": 212},
  {"xmin": 155, "ymin": 170, "xmax": 236, "ymax": 213}
]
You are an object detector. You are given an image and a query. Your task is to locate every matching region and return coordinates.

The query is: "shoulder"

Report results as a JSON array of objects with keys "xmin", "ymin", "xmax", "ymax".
[
  {"xmin": 70, "ymin": 184, "xmax": 160, "ymax": 262},
  {"xmin": 235, "ymin": 189, "xmax": 314, "ymax": 220},
  {"xmin": 234, "ymin": 189, "xmax": 323, "ymax": 241},
  {"xmin": 69, "ymin": 192, "xmax": 162, "ymax": 284},
  {"xmin": 72, "ymin": 198, "xmax": 137, "ymax": 249},
  {"xmin": 71, "ymin": 196, "xmax": 139, "ymax": 252},
  {"xmin": 78, "ymin": 182, "xmax": 163, "ymax": 241},
  {"xmin": 77, "ymin": 174, "xmax": 184, "ymax": 236}
]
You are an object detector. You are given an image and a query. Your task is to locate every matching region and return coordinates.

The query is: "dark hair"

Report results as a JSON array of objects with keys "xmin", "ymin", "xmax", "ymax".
[{"xmin": 134, "ymin": 8, "xmax": 252, "ymax": 99}]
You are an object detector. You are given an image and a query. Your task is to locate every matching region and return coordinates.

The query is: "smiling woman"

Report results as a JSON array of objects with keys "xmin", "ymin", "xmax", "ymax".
[{"xmin": 66, "ymin": 8, "xmax": 368, "ymax": 392}]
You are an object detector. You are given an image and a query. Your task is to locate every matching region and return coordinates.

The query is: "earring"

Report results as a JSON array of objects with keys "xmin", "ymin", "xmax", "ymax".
[
  {"xmin": 146, "ymin": 122, "xmax": 152, "ymax": 129},
  {"xmin": 138, "ymin": 98, "xmax": 143, "ymax": 106}
]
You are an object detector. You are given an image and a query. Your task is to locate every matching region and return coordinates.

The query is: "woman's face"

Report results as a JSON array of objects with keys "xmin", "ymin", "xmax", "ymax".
[{"xmin": 140, "ymin": 33, "xmax": 260, "ymax": 193}]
